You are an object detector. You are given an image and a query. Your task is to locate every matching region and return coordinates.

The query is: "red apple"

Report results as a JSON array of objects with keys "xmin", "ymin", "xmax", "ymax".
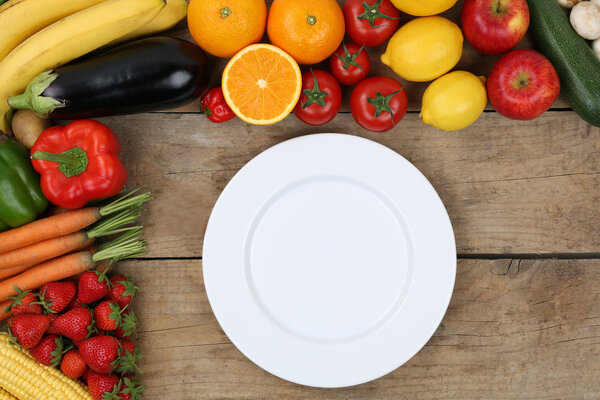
[
  {"xmin": 487, "ymin": 49, "xmax": 560, "ymax": 120},
  {"xmin": 461, "ymin": 0, "xmax": 530, "ymax": 55}
]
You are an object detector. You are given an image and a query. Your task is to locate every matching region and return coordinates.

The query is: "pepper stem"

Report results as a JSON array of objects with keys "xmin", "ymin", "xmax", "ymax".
[{"xmin": 31, "ymin": 147, "xmax": 89, "ymax": 178}]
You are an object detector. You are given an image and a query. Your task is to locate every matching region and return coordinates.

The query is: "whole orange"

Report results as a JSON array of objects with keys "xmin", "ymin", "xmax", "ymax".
[
  {"xmin": 187, "ymin": 0, "xmax": 267, "ymax": 58},
  {"xmin": 267, "ymin": 0, "xmax": 345, "ymax": 65}
]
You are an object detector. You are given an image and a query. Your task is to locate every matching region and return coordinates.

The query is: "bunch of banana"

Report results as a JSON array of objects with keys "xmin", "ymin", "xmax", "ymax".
[
  {"xmin": 0, "ymin": 0, "xmax": 187, "ymax": 135},
  {"xmin": 0, "ymin": 0, "xmax": 107, "ymax": 62}
]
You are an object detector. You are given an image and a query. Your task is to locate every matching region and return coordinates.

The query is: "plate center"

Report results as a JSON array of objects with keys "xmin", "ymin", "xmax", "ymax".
[{"xmin": 245, "ymin": 176, "xmax": 411, "ymax": 342}]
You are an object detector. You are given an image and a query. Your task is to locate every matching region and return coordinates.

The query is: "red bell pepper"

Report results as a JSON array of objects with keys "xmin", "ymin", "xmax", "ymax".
[
  {"xmin": 30, "ymin": 120, "xmax": 128, "ymax": 209},
  {"xmin": 200, "ymin": 87, "xmax": 235, "ymax": 123}
]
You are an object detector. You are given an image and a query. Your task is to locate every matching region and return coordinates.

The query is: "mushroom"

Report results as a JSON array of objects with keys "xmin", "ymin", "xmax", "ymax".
[
  {"xmin": 570, "ymin": 1, "xmax": 600, "ymax": 40},
  {"xmin": 593, "ymin": 38, "xmax": 600, "ymax": 61},
  {"xmin": 558, "ymin": 0, "xmax": 582, "ymax": 8}
]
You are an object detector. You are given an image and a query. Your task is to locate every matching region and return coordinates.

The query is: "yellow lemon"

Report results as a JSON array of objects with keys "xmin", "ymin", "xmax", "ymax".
[
  {"xmin": 389, "ymin": 0, "xmax": 458, "ymax": 16},
  {"xmin": 381, "ymin": 16, "xmax": 463, "ymax": 82},
  {"xmin": 420, "ymin": 71, "xmax": 487, "ymax": 131}
]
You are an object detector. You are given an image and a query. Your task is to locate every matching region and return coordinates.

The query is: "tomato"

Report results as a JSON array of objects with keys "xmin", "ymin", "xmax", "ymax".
[
  {"xmin": 329, "ymin": 43, "xmax": 371, "ymax": 86},
  {"xmin": 200, "ymin": 87, "xmax": 235, "ymax": 123},
  {"xmin": 350, "ymin": 76, "xmax": 408, "ymax": 132},
  {"xmin": 343, "ymin": 0, "xmax": 400, "ymax": 47},
  {"xmin": 293, "ymin": 70, "xmax": 342, "ymax": 126}
]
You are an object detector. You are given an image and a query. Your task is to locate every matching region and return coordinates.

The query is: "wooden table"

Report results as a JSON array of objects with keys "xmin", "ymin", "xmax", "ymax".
[{"xmin": 100, "ymin": 2, "xmax": 600, "ymax": 398}]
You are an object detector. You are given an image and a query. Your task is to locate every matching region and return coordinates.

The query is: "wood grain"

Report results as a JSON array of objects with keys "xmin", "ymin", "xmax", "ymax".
[
  {"xmin": 162, "ymin": 0, "xmax": 571, "ymax": 113},
  {"xmin": 120, "ymin": 258, "xmax": 600, "ymax": 399},
  {"xmin": 101, "ymin": 110, "xmax": 600, "ymax": 257}
]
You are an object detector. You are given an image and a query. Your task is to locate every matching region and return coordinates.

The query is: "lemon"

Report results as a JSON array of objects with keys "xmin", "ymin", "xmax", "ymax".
[
  {"xmin": 389, "ymin": 0, "xmax": 458, "ymax": 16},
  {"xmin": 420, "ymin": 71, "xmax": 487, "ymax": 131},
  {"xmin": 381, "ymin": 16, "xmax": 463, "ymax": 82}
]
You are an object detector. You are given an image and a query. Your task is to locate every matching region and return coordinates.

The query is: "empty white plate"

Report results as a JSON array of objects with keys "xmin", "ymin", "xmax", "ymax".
[{"xmin": 203, "ymin": 133, "xmax": 456, "ymax": 388}]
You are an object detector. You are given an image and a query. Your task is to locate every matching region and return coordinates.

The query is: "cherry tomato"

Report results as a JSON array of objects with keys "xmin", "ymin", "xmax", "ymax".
[
  {"xmin": 329, "ymin": 43, "xmax": 371, "ymax": 86},
  {"xmin": 343, "ymin": 0, "xmax": 400, "ymax": 47},
  {"xmin": 350, "ymin": 76, "xmax": 408, "ymax": 132},
  {"xmin": 200, "ymin": 87, "xmax": 235, "ymax": 123},
  {"xmin": 293, "ymin": 70, "xmax": 342, "ymax": 126}
]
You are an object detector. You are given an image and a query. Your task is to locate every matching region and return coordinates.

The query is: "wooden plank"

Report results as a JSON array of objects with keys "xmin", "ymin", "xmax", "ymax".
[
  {"xmin": 162, "ymin": 0, "xmax": 571, "ymax": 113},
  {"xmin": 120, "ymin": 258, "xmax": 600, "ymax": 399},
  {"xmin": 102, "ymin": 110, "xmax": 600, "ymax": 257}
]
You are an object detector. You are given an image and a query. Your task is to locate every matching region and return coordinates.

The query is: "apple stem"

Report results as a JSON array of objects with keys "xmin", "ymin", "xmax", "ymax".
[{"xmin": 496, "ymin": 0, "xmax": 504, "ymax": 13}]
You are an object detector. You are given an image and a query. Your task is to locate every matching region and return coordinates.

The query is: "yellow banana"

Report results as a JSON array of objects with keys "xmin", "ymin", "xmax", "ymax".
[
  {"xmin": 114, "ymin": 0, "xmax": 188, "ymax": 44},
  {"xmin": 0, "ymin": 0, "xmax": 165, "ymax": 134},
  {"xmin": 0, "ymin": 0, "xmax": 107, "ymax": 62}
]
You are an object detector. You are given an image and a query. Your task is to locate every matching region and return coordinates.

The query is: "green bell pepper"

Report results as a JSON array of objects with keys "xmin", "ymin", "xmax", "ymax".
[{"xmin": 0, "ymin": 140, "xmax": 48, "ymax": 232}]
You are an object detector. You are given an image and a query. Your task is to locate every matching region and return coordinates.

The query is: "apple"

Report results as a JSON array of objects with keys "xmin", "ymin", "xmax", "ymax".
[
  {"xmin": 486, "ymin": 49, "xmax": 560, "ymax": 120},
  {"xmin": 461, "ymin": 0, "xmax": 530, "ymax": 55}
]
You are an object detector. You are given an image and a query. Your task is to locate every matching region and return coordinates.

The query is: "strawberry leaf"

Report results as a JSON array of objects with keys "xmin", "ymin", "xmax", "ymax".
[{"xmin": 117, "ymin": 277, "xmax": 138, "ymax": 299}]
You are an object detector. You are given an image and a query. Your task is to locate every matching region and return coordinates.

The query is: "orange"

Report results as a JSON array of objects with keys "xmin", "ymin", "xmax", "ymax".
[
  {"xmin": 267, "ymin": 0, "xmax": 345, "ymax": 65},
  {"xmin": 222, "ymin": 44, "xmax": 302, "ymax": 125},
  {"xmin": 187, "ymin": 0, "xmax": 267, "ymax": 58}
]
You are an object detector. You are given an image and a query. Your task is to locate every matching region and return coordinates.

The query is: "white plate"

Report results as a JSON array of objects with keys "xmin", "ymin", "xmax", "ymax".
[{"xmin": 203, "ymin": 133, "xmax": 456, "ymax": 388}]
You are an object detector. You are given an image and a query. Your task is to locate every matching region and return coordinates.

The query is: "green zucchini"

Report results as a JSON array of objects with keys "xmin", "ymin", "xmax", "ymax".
[{"xmin": 527, "ymin": 0, "xmax": 600, "ymax": 127}]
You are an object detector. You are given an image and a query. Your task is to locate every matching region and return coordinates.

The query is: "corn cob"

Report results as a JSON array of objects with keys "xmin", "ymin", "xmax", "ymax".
[
  {"xmin": 0, "ymin": 335, "xmax": 92, "ymax": 400},
  {"xmin": 0, "ymin": 387, "xmax": 17, "ymax": 400}
]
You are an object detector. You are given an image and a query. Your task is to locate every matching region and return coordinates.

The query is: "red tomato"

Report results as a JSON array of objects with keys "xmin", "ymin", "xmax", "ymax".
[
  {"xmin": 350, "ymin": 76, "xmax": 408, "ymax": 132},
  {"xmin": 294, "ymin": 70, "xmax": 342, "ymax": 126},
  {"xmin": 343, "ymin": 0, "xmax": 400, "ymax": 47},
  {"xmin": 329, "ymin": 43, "xmax": 371, "ymax": 86}
]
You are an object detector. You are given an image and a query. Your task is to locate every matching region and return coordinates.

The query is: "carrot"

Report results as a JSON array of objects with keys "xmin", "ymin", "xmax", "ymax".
[
  {"xmin": 0, "ymin": 231, "xmax": 146, "ymax": 302},
  {"xmin": 0, "ymin": 190, "xmax": 150, "ymax": 254},
  {"xmin": 0, "ymin": 232, "xmax": 92, "ymax": 273},
  {"xmin": 0, "ymin": 263, "xmax": 37, "ymax": 281},
  {"xmin": 0, "ymin": 213, "xmax": 142, "ymax": 273},
  {"xmin": 0, "ymin": 300, "xmax": 12, "ymax": 323}
]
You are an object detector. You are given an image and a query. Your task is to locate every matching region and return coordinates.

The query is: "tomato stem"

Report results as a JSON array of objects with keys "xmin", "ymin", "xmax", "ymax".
[
  {"xmin": 334, "ymin": 44, "xmax": 366, "ymax": 74},
  {"xmin": 367, "ymin": 89, "xmax": 403, "ymax": 122},
  {"xmin": 357, "ymin": 0, "xmax": 399, "ymax": 28},
  {"xmin": 302, "ymin": 71, "xmax": 328, "ymax": 109}
]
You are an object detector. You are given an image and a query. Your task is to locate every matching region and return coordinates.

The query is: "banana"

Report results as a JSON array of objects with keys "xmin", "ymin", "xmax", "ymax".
[
  {"xmin": 0, "ymin": 0, "xmax": 107, "ymax": 62},
  {"xmin": 113, "ymin": 0, "xmax": 188, "ymax": 45},
  {"xmin": 0, "ymin": 0, "xmax": 165, "ymax": 134}
]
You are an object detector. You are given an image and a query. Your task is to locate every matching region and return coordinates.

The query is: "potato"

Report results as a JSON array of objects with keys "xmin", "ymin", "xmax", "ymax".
[{"xmin": 11, "ymin": 109, "xmax": 50, "ymax": 149}]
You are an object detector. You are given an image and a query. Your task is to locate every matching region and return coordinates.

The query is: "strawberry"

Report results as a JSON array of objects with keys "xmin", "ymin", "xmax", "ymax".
[
  {"xmin": 94, "ymin": 300, "xmax": 127, "ymax": 331},
  {"xmin": 81, "ymin": 368, "xmax": 92, "ymax": 384},
  {"xmin": 53, "ymin": 307, "xmax": 96, "ymax": 344},
  {"xmin": 38, "ymin": 281, "xmax": 77, "ymax": 313},
  {"xmin": 87, "ymin": 372, "xmax": 120, "ymax": 400},
  {"xmin": 79, "ymin": 335, "xmax": 120, "ymax": 374},
  {"xmin": 65, "ymin": 296, "xmax": 85, "ymax": 311},
  {"xmin": 113, "ymin": 339, "xmax": 144, "ymax": 375},
  {"xmin": 78, "ymin": 271, "xmax": 111, "ymax": 304},
  {"xmin": 46, "ymin": 313, "xmax": 61, "ymax": 335},
  {"xmin": 29, "ymin": 335, "xmax": 66, "ymax": 366},
  {"xmin": 6, "ymin": 288, "xmax": 42, "ymax": 316},
  {"xmin": 7, "ymin": 314, "xmax": 50, "ymax": 349},
  {"xmin": 109, "ymin": 275, "xmax": 137, "ymax": 309},
  {"xmin": 61, "ymin": 349, "xmax": 87, "ymax": 379},
  {"xmin": 114, "ymin": 310, "xmax": 137, "ymax": 339},
  {"xmin": 118, "ymin": 376, "xmax": 145, "ymax": 400}
]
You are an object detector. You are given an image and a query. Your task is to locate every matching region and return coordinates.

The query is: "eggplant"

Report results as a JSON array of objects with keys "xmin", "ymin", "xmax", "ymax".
[{"xmin": 8, "ymin": 37, "xmax": 210, "ymax": 119}]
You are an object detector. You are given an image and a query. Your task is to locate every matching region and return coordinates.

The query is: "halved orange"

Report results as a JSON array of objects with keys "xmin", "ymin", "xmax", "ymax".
[{"xmin": 222, "ymin": 44, "xmax": 302, "ymax": 125}]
